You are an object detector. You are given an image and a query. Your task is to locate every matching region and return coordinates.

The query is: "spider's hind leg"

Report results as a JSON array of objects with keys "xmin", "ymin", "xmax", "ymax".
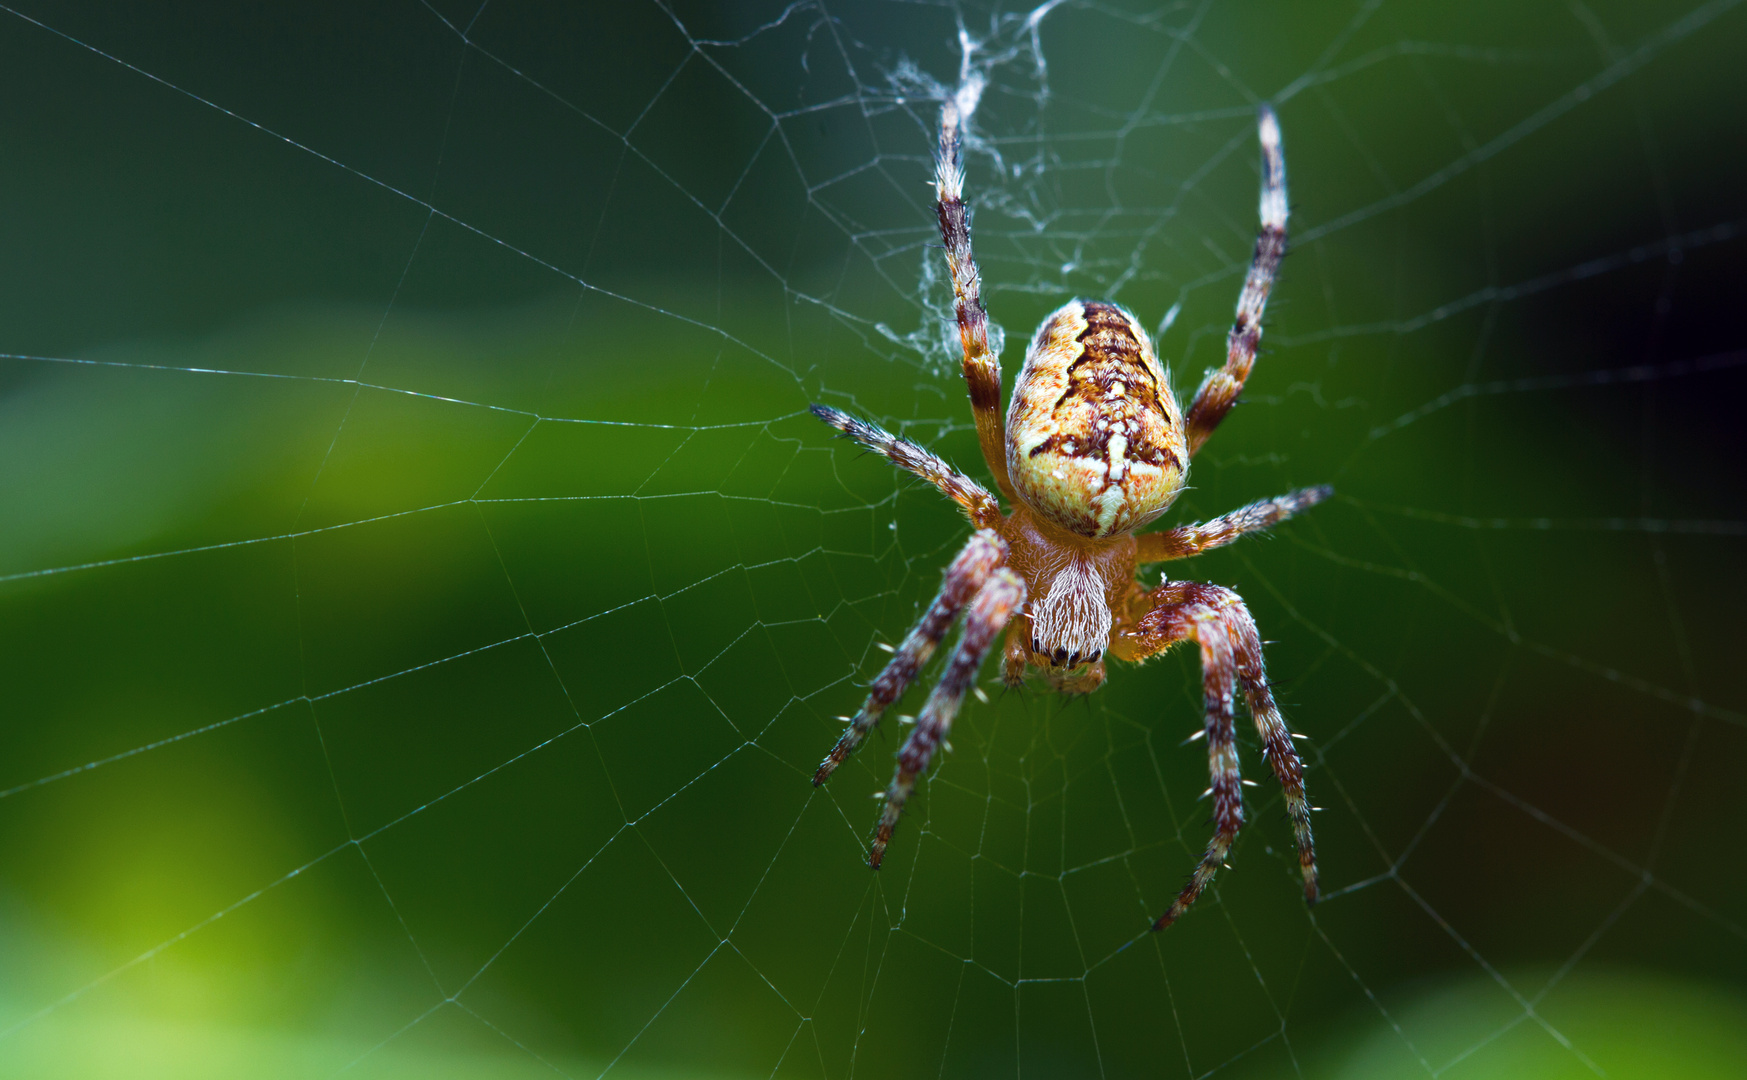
[
  {"xmin": 1183, "ymin": 105, "xmax": 1289, "ymax": 458},
  {"xmin": 932, "ymin": 90, "xmax": 1015, "ymax": 501},
  {"xmin": 814, "ymin": 529, "xmax": 1008, "ymax": 786}
]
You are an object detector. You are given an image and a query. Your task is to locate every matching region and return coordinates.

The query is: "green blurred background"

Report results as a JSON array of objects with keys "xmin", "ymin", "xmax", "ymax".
[{"xmin": 1, "ymin": 2, "xmax": 1744, "ymax": 1077}]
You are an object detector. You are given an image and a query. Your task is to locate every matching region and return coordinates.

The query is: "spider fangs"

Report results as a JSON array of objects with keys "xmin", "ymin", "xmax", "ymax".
[{"xmin": 812, "ymin": 100, "xmax": 1326, "ymax": 930}]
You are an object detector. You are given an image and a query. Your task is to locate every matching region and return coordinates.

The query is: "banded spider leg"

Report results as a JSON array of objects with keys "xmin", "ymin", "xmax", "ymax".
[
  {"xmin": 1182, "ymin": 104, "xmax": 1289, "ymax": 458},
  {"xmin": 812, "ymin": 526, "xmax": 1024, "ymax": 868},
  {"xmin": 872, "ymin": 565, "xmax": 1024, "ymax": 867},
  {"xmin": 813, "ymin": 528, "xmax": 1007, "ymax": 785},
  {"xmin": 1118, "ymin": 582, "xmax": 1318, "ymax": 928}
]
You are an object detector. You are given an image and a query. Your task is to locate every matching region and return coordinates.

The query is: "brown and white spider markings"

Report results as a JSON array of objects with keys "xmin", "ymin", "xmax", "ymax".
[{"xmin": 812, "ymin": 100, "xmax": 1327, "ymax": 929}]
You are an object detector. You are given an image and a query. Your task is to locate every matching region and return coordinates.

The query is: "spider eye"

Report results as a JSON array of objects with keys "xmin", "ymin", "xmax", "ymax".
[{"xmin": 1007, "ymin": 300, "xmax": 1186, "ymax": 537}]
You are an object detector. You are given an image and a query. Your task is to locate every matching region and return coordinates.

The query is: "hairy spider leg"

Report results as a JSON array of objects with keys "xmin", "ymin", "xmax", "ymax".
[
  {"xmin": 1136, "ymin": 485, "xmax": 1331, "ymax": 563},
  {"xmin": 1184, "ymin": 105, "xmax": 1289, "ymax": 458},
  {"xmin": 810, "ymin": 405, "xmax": 1003, "ymax": 528},
  {"xmin": 813, "ymin": 529, "xmax": 1009, "ymax": 786},
  {"xmin": 1148, "ymin": 590, "xmax": 1244, "ymax": 929},
  {"xmin": 1121, "ymin": 583, "xmax": 1317, "ymax": 928},
  {"xmin": 870, "ymin": 568, "xmax": 1026, "ymax": 868},
  {"xmin": 1234, "ymin": 615, "xmax": 1319, "ymax": 908},
  {"xmin": 934, "ymin": 93, "xmax": 1014, "ymax": 501}
]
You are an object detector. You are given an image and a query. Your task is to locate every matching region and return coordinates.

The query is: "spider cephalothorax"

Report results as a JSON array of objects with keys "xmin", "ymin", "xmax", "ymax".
[{"xmin": 811, "ymin": 98, "xmax": 1325, "ymax": 929}]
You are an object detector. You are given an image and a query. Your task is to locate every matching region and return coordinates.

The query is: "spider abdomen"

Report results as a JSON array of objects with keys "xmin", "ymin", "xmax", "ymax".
[{"xmin": 1006, "ymin": 300, "xmax": 1187, "ymax": 538}]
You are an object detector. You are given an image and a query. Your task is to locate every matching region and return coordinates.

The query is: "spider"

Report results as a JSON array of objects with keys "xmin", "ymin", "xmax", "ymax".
[{"xmin": 811, "ymin": 98, "xmax": 1325, "ymax": 929}]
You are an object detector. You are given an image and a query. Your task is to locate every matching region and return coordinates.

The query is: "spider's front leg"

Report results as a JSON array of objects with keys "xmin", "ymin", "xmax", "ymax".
[
  {"xmin": 871, "ymin": 566, "xmax": 1025, "ymax": 868},
  {"xmin": 1115, "ymin": 582, "xmax": 1317, "ymax": 928},
  {"xmin": 814, "ymin": 529, "xmax": 1009, "ymax": 786}
]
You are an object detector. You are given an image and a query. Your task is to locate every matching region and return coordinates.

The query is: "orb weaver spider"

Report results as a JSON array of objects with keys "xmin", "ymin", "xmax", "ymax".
[{"xmin": 813, "ymin": 96, "xmax": 1324, "ymax": 929}]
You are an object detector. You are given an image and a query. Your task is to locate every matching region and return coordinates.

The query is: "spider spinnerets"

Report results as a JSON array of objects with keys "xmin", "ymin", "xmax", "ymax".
[{"xmin": 812, "ymin": 97, "xmax": 1325, "ymax": 929}]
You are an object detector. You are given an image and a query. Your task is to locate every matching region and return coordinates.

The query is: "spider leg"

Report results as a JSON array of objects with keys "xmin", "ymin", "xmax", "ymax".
[
  {"xmin": 1153, "ymin": 592, "xmax": 1245, "ymax": 929},
  {"xmin": 870, "ymin": 567, "xmax": 1025, "ymax": 868},
  {"xmin": 1234, "ymin": 622, "xmax": 1319, "ymax": 908},
  {"xmin": 814, "ymin": 529, "xmax": 1008, "ymax": 786},
  {"xmin": 1135, "ymin": 485, "xmax": 1330, "ymax": 563},
  {"xmin": 811, "ymin": 405, "xmax": 1003, "ymax": 528},
  {"xmin": 1183, "ymin": 106, "xmax": 1288, "ymax": 458},
  {"xmin": 1119, "ymin": 582, "xmax": 1317, "ymax": 928},
  {"xmin": 934, "ymin": 91, "xmax": 1016, "ymax": 501}
]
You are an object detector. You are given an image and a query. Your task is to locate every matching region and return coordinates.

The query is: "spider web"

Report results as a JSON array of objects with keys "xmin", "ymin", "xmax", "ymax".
[{"xmin": 1, "ymin": 1, "xmax": 1745, "ymax": 1077}]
